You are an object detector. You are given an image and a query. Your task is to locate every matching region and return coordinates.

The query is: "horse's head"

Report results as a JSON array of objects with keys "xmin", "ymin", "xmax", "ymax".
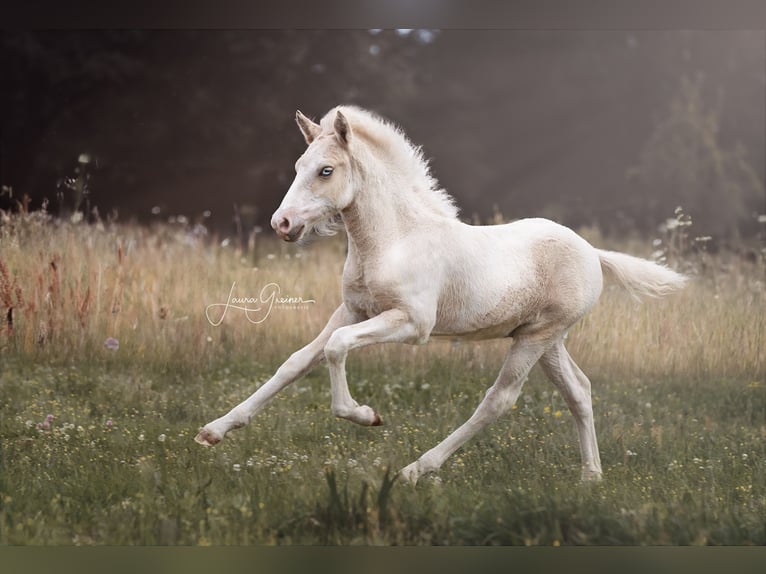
[{"xmin": 271, "ymin": 109, "xmax": 354, "ymax": 242}]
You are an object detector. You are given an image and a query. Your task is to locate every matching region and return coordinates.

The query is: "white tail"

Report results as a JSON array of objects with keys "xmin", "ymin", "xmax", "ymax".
[{"xmin": 597, "ymin": 249, "xmax": 687, "ymax": 300}]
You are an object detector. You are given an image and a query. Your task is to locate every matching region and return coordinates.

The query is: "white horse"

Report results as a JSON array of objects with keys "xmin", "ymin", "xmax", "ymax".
[{"xmin": 195, "ymin": 105, "xmax": 686, "ymax": 484}]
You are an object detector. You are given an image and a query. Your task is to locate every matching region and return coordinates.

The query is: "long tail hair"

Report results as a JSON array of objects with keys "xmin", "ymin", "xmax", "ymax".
[{"xmin": 597, "ymin": 249, "xmax": 687, "ymax": 300}]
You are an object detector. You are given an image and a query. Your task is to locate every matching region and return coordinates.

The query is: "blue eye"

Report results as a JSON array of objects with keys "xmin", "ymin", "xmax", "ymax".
[{"xmin": 319, "ymin": 166, "xmax": 334, "ymax": 177}]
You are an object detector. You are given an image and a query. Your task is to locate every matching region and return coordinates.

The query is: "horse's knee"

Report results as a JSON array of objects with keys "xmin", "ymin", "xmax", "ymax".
[{"xmin": 324, "ymin": 331, "xmax": 348, "ymax": 363}]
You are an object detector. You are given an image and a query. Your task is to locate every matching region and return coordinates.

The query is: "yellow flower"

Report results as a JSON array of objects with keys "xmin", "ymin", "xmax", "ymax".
[
  {"xmin": 554, "ymin": 410, "xmax": 563, "ymax": 418},
  {"xmin": 544, "ymin": 406, "xmax": 551, "ymax": 414}
]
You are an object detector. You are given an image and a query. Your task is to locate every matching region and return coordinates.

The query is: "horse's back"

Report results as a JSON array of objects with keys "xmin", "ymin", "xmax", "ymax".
[{"xmin": 431, "ymin": 218, "xmax": 603, "ymax": 340}]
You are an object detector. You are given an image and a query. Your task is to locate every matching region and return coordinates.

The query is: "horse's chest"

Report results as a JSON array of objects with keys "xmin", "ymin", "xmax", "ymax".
[{"xmin": 341, "ymin": 267, "xmax": 396, "ymax": 320}]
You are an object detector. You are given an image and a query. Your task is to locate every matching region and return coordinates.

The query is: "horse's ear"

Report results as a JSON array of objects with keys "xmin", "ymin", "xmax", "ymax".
[
  {"xmin": 334, "ymin": 110, "xmax": 351, "ymax": 144},
  {"xmin": 295, "ymin": 110, "xmax": 320, "ymax": 145}
]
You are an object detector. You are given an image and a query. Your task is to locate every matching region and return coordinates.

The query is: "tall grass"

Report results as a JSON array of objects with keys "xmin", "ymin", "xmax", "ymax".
[{"xmin": 0, "ymin": 211, "xmax": 763, "ymax": 545}]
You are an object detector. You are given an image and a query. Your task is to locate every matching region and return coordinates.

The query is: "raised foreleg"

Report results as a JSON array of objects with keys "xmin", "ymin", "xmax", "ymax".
[
  {"xmin": 323, "ymin": 308, "xmax": 425, "ymax": 426},
  {"xmin": 194, "ymin": 304, "xmax": 357, "ymax": 446}
]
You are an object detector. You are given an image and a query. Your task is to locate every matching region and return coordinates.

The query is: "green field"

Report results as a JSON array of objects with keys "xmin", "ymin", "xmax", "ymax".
[{"xmin": 0, "ymin": 214, "xmax": 764, "ymax": 545}]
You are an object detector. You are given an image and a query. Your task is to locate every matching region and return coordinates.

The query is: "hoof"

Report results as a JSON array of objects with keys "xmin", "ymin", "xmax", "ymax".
[
  {"xmin": 194, "ymin": 428, "xmax": 222, "ymax": 447},
  {"xmin": 580, "ymin": 469, "xmax": 603, "ymax": 482},
  {"xmin": 372, "ymin": 413, "xmax": 383, "ymax": 426},
  {"xmin": 398, "ymin": 462, "xmax": 421, "ymax": 485}
]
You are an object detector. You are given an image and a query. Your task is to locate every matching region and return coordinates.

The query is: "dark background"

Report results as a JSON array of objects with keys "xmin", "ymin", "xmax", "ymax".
[{"xmin": 1, "ymin": 30, "xmax": 764, "ymax": 238}]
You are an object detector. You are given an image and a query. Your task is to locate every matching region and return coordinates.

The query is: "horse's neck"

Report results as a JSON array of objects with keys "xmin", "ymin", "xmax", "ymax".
[{"xmin": 341, "ymin": 178, "xmax": 425, "ymax": 259}]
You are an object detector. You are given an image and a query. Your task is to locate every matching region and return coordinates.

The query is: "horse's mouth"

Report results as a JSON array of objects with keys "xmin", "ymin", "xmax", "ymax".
[{"xmin": 283, "ymin": 224, "xmax": 305, "ymax": 242}]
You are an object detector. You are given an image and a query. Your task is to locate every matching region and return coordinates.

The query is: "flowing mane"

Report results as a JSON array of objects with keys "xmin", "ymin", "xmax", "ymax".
[{"xmin": 320, "ymin": 105, "xmax": 460, "ymax": 220}]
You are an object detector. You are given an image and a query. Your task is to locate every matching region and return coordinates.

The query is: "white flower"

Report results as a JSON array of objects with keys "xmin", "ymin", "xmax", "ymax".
[
  {"xmin": 158, "ymin": 434, "xmax": 166, "ymax": 443},
  {"xmin": 232, "ymin": 464, "xmax": 241, "ymax": 472},
  {"xmin": 138, "ymin": 433, "xmax": 145, "ymax": 442}
]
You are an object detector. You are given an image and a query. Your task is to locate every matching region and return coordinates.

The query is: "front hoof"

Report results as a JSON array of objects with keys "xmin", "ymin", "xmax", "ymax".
[
  {"xmin": 194, "ymin": 427, "xmax": 222, "ymax": 447},
  {"xmin": 372, "ymin": 412, "xmax": 383, "ymax": 426}
]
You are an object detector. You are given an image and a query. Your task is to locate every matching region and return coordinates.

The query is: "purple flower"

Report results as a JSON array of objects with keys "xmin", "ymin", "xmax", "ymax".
[
  {"xmin": 104, "ymin": 337, "xmax": 119, "ymax": 351},
  {"xmin": 38, "ymin": 414, "xmax": 54, "ymax": 430},
  {"xmin": 105, "ymin": 419, "xmax": 114, "ymax": 428}
]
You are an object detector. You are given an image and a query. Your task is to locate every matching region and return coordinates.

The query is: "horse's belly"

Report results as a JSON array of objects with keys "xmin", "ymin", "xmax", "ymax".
[{"xmin": 430, "ymin": 320, "xmax": 521, "ymax": 342}]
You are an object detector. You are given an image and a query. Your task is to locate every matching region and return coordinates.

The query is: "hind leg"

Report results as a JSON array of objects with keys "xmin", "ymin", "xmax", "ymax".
[
  {"xmin": 539, "ymin": 340, "xmax": 602, "ymax": 481},
  {"xmin": 399, "ymin": 339, "xmax": 547, "ymax": 484}
]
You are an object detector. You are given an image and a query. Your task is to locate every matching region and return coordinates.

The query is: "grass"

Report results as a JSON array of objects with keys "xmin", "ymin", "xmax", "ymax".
[{"xmin": 0, "ymin": 211, "xmax": 764, "ymax": 545}]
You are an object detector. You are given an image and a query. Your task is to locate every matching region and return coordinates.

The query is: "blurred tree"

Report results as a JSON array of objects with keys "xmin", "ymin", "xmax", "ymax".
[
  {"xmin": 629, "ymin": 76, "xmax": 764, "ymax": 237},
  {"xmin": 1, "ymin": 30, "xmax": 762, "ymax": 237},
  {"xmin": 0, "ymin": 30, "xmax": 438, "ymax": 230}
]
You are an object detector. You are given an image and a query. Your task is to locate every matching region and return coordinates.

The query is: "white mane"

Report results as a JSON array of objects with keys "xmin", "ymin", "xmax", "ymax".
[{"xmin": 321, "ymin": 105, "xmax": 460, "ymax": 220}]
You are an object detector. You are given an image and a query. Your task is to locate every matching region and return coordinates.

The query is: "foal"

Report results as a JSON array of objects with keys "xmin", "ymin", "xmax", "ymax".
[{"xmin": 195, "ymin": 105, "xmax": 686, "ymax": 484}]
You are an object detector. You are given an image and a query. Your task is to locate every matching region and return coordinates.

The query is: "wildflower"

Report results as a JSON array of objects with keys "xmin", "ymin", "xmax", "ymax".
[
  {"xmin": 543, "ymin": 406, "xmax": 551, "ymax": 414},
  {"xmin": 626, "ymin": 449, "xmax": 637, "ymax": 457},
  {"xmin": 37, "ymin": 414, "xmax": 55, "ymax": 430},
  {"xmin": 232, "ymin": 464, "xmax": 241, "ymax": 472},
  {"xmin": 105, "ymin": 419, "xmax": 114, "ymax": 428},
  {"xmin": 104, "ymin": 337, "xmax": 119, "ymax": 351},
  {"xmin": 554, "ymin": 410, "xmax": 563, "ymax": 418},
  {"xmin": 158, "ymin": 434, "xmax": 167, "ymax": 443},
  {"xmin": 138, "ymin": 433, "xmax": 145, "ymax": 442}
]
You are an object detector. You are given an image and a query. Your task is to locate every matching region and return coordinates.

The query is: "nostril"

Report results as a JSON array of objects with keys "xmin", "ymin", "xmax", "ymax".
[{"xmin": 278, "ymin": 217, "xmax": 291, "ymax": 233}]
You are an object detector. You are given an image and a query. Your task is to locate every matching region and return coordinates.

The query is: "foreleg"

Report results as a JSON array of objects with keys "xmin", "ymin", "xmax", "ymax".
[{"xmin": 194, "ymin": 304, "xmax": 357, "ymax": 446}]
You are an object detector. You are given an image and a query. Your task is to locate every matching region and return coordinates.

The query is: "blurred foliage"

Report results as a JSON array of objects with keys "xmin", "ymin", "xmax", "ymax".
[
  {"xmin": 1, "ymin": 30, "xmax": 763, "ymax": 238},
  {"xmin": 629, "ymin": 76, "xmax": 764, "ymax": 238}
]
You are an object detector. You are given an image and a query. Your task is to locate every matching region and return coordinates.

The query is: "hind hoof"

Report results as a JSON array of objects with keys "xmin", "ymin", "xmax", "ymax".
[{"xmin": 372, "ymin": 413, "xmax": 383, "ymax": 426}]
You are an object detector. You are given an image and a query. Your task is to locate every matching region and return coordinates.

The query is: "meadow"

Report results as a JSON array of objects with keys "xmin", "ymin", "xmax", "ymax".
[{"xmin": 0, "ymin": 209, "xmax": 764, "ymax": 545}]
